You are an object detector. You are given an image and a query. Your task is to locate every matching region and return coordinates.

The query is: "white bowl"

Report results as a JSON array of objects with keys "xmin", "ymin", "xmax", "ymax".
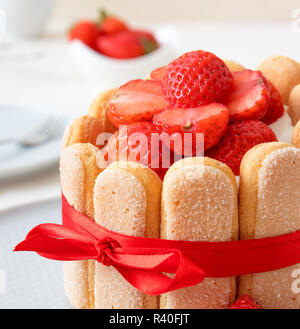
[{"xmin": 68, "ymin": 26, "xmax": 181, "ymax": 89}]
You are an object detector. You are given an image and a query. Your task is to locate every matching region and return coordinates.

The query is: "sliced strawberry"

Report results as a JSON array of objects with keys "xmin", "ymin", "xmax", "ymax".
[
  {"xmin": 261, "ymin": 80, "xmax": 284, "ymax": 125},
  {"xmin": 150, "ymin": 66, "xmax": 167, "ymax": 82},
  {"xmin": 105, "ymin": 122, "xmax": 175, "ymax": 180},
  {"xmin": 223, "ymin": 70, "xmax": 269, "ymax": 122},
  {"xmin": 229, "ymin": 295, "xmax": 263, "ymax": 309},
  {"xmin": 206, "ymin": 120, "xmax": 277, "ymax": 175},
  {"xmin": 107, "ymin": 79, "xmax": 169, "ymax": 127},
  {"xmin": 153, "ymin": 103, "xmax": 229, "ymax": 156}
]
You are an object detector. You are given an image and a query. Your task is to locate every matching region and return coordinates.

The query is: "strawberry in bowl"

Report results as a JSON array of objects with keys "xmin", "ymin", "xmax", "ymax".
[
  {"xmin": 69, "ymin": 9, "xmax": 158, "ymax": 59},
  {"xmin": 68, "ymin": 9, "xmax": 179, "ymax": 87},
  {"xmin": 96, "ymin": 30, "xmax": 158, "ymax": 60}
]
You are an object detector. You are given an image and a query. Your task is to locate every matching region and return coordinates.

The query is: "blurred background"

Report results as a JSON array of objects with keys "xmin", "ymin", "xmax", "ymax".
[
  {"xmin": 1, "ymin": 0, "xmax": 300, "ymax": 309},
  {"xmin": 0, "ymin": 0, "xmax": 300, "ymax": 210},
  {"xmin": 53, "ymin": 0, "xmax": 300, "ymax": 22}
]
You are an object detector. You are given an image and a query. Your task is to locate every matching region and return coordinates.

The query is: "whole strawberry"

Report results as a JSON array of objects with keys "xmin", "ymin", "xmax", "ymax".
[
  {"xmin": 104, "ymin": 122, "xmax": 174, "ymax": 180},
  {"xmin": 69, "ymin": 20, "xmax": 99, "ymax": 49},
  {"xmin": 261, "ymin": 80, "xmax": 284, "ymax": 125},
  {"xmin": 229, "ymin": 295, "xmax": 263, "ymax": 309},
  {"xmin": 206, "ymin": 120, "xmax": 277, "ymax": 175},
  {"xmin": 162, "ymin": 50, "xmax": 233, "ymax": 108},
  {"xmin": 99, "ymin": 10, "xmax": 128, "ymax": 34},
  {"xmin": 97, "ymin": 30, "xmax": 158, "ymax": 59},
  {"xmin": 97, "ymin": 31, "xmax": 144, "ymax": 59},
  {"xmin": 131, "ymin": 30, "xmax": 159, "ymax": 54}
]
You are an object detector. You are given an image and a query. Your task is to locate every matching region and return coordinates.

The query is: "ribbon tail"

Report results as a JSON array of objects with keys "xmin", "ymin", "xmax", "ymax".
[
  {"xmin": 108, "ymin": 249, "xmax": 206, "ymax": 295},
  {"xmin": 14, "ymin": 223, "xmax": 99, "ymax": 261}
]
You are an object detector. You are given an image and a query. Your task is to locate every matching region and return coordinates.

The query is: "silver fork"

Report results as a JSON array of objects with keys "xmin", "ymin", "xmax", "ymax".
[{"xmin": 0, "ymin": 116, "xmax": 66, "ymax": 147}]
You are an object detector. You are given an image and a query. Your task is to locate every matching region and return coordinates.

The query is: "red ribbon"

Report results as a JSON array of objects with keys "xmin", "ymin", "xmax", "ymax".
[{"xmin": 14, "ymin": 194, "xmax": 300, "ymax": 296}]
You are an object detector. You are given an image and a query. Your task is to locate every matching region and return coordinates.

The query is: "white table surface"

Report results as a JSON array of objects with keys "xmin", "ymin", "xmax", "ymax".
[{"xmin": 1, "ymin": 21, "xmax": 299, "ymax": 211}]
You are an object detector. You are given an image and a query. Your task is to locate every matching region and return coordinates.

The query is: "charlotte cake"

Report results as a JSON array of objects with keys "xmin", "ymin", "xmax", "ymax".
[{"xmin": 60, "ymin": 50, "xmax": 300, "ymax": 309}]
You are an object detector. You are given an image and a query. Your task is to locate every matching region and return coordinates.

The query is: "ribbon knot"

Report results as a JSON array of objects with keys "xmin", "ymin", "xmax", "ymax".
[{"xmin": 96, "ymin": 238, "xmax": 120, "ymax": 266}]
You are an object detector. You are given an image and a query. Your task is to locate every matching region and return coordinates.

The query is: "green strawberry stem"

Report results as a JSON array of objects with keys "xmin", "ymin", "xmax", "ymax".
[
  {"xmin": 99, "ymin": 8, "xmax": 108, "ymax": 23},
  {"xmin": 140, "ymin": 38, "xmax": 158, "ymax": 54}
]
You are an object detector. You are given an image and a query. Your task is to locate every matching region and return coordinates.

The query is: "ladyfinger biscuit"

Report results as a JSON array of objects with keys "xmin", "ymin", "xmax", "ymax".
[
  {"xmin": 161, "ymin": 157, "xmax": 238, "ymax": 309},
  {"xmin": 292, "ymin": 120, "xmax": 300, "ymax": 148},
  {"xmin": 239, "ymin": 142, "xmax": 300, "ymax": 308},
  {"xmin": 60, "ymin": 143, "xmax": 106, "ymax": 309},
  {"xmin": 258, "ymin": 55, "xmax": 300, "ymax": 104},
  {"xmin": 61, "ymin": 115, "xmax": 104, "ymax": 151},
  {"xmin": 223, "ymin": 60, "xmax": 245, "ymax": 72},
  {"xmin": 288, "ymin": 84, "xmax": 300, "ymax": 126},
  {"xmin": 89, "ymin": 89, "xmax": 117, "ymax": 134},
  {"xmin": 93, "ymin": 161, "xmax": 162, "ymax": 309}
]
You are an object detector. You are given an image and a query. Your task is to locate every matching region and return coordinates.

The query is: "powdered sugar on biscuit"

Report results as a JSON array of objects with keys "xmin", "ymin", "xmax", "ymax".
[
  {"xmin": 254, "ymin": 146, "xmax": 300, "ymax": 308},
  {"xmin": 94, "ymin": 168, "xmax": 147, "ymax": 308},
  {"xmin": 162, "ymin": 164, "xmax": 236, "ymax": 309},
  {"xmin": 163, "ymin": 165, "xmax": 235, "ymax": 242},
  {"xmin": 94, "ymin": 168, "xmax": 146, "ymax": 236},
  {"xmin": 256, "ymin": 147, "xmax": 300, "ymax": 238}
]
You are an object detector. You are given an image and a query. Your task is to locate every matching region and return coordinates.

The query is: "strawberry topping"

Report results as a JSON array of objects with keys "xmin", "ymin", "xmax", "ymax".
[
  {"xmin": 153, "ymin": 104, "xmax": 229, "ymax": 155},
  {"xmin": 261, "ymin": 80, "xmax": 284, "ymax": 125},
  {"xmin": 105, "ymin": 122, "xmax": 175, "ymax": 180},
  {"xmin": 162, "ymin": 50, "xmax": 233, "ymax": 108},
  {"xmin": 206, "ymin": 120, "xmax": 277, "ymax": 175},
  {"xmin": 107, "ymin": 79, "xmax": 169, "ymax": 127},
  {"xmin": 223, "ymin": 70, "xmax": 270, "ymax": 122},
  {"xmin": 150, "ymin": 66, "xmax": 167, "ymax": 82}
]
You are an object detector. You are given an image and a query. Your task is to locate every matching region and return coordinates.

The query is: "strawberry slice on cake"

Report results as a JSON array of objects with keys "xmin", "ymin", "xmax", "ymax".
[
  {"xmin": 104, "ymin": 121, "xmax": 175, "ymax": 180},
  {"xmin": 153, "ymin": 104, "xmax": 229, "ymax": 155},
  {"xmin": 206, "ymin": 120, "xmax": 277, "ymax": 175},
  {"xmin": 261, "ymin": 80, "xmax": 284, "ymax": 125},
  {"xmin": 107, "ymin": 79, "xmax": 168, "ymax": 127},
  {"xmin": 223, "ymin": 70, "xmax": 270, "ymax": 122}
]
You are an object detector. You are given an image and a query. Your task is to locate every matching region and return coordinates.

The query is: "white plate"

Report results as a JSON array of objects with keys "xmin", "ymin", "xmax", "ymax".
[
  {"xmin": 0, "ymin": 105, "xmax": 65, "ymax": 182},
  {"xmin": 0, "ymin": 197, "xmax": 71, "ymax": 309}
]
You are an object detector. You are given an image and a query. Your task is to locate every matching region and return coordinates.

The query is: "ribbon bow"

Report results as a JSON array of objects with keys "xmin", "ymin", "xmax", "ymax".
[
  {"xmin": 14, "ymin": 194, "xmax": 300, "ymax": 296},
  {"xmin": 14, "ymin": 225, "xmax": 205, "ymax": 295}
]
